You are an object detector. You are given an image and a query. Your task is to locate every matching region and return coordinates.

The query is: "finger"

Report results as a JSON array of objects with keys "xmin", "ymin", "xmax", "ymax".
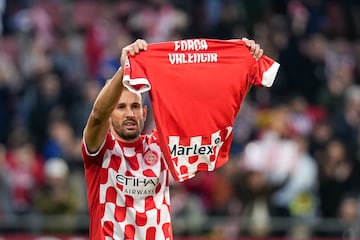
[
  {"xmin": 122, "ymin": 47, "xmax": 130, "ymax": 56},
  {"xmin": 123, "ymin": 46, "xmax": 135, "ymax": 56},
  {"xmin": 132, "ymin": 44, "xmax": 140, "ymax": 54},
  {"xmin": 136, "ymin": 39, "xmax": 148, "ymax": 50},
  {"xmin": 259, "ymin": 49, "xmax": 264, "ymax": 58},
  {"xmin": 132, "ymin": 39, "xmax": 147, "ymax": 52},
  {"xmin": 254, "ymin": 47, "xmax": 264, "ymax": 60},
  {"xmin": 241, "ymin": 37, "xmax": 250, "ymax": 46},
  {"xmin": 253, "ymin": 44, "xmax": 260, "ymax": 56},
  {"xmin": 249, "ymin": 40, "xmax": 256, "ymax": 53},
  {"xmin": 244, "ymin": 39, "xmax": 254, "ymax": 50}
]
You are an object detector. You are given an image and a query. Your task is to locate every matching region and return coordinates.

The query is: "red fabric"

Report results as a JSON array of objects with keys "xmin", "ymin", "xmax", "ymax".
[{"xmin": 124, "ymin": 39, "xmax": 280, "ymax": 182}]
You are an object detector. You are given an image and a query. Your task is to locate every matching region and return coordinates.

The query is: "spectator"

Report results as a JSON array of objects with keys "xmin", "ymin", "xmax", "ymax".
[
  {"xmin": 0, "ymin": 144, "xmax": 11, "ymax": 215},
  {"xmin": 33, "ymin": 157, "xmax": 80, "ymax": 233},
  {"xmin": 6, "ymin": 135, "xmax": 44, "ymax": 214}
]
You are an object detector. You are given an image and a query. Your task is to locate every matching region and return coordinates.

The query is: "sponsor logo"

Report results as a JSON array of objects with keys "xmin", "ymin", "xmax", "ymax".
[
  {"xmin": 169, "ymin": 136, "xmax": 221, "ymax": 158},
  {"xmin": 116, "ymin": 175, "xmax": 159, "ymax": 187},
  {"xmin": 116, "ymin": 174, "xmax": 160, "ymax": 198}
]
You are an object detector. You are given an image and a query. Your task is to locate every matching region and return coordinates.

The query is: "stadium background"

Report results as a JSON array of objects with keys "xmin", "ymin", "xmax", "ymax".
[{"xmin": 0, "ymin": 0, "xmax": 360, "ymax": 239}]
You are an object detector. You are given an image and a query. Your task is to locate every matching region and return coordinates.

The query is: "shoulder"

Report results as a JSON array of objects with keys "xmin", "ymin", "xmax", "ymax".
[
  {"xmin": 143, "ymin": 129, "xmax": 160, "ymax": 144},
  {"xmin": 82, "ymin": 132, "xmax": 115, "ymax": 160}
]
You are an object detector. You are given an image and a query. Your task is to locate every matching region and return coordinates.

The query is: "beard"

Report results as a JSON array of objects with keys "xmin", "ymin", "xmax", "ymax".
[
  {"xmin": 112, "ymin": 118, "xmax": 143, "ymax": 141},
  {"xmin": 118, "ymin": 128, "xmax": 141, "ymax": 141}
]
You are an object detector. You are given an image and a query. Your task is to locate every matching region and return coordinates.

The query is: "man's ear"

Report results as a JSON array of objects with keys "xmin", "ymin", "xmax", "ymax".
[{"xmin": 143, "ymin": 105, "xmax": 148, "ymax": 120}]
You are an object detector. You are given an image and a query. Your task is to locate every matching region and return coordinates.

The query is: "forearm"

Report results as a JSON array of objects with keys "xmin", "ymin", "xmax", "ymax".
[
  {"xmin": 92, "ymin": 66, "xmax": 124, "ymax": 119},
  {"xmin": 83, "ymin": 66, "xmax": 124, "ymax": 152}
]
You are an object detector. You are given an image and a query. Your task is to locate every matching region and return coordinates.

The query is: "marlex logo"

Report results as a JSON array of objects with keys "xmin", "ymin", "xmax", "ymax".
[{"xmin": 169, "ymin": 137, "xmax": 221, "ymax": 157}]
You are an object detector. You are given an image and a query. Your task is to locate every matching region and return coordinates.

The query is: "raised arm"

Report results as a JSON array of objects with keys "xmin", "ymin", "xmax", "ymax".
[{"xmin": 83, "ymin": 39, "xmax": 148, "ymax": 153}]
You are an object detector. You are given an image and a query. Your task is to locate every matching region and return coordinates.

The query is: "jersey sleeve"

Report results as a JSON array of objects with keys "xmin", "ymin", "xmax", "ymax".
[
  {"xmin": 81, "ymin": 132, "xmax": 114, "ymax": 169},
  {"xmin": 250, "ymin": 55, "xmax": 280, "ymax": 87},
  {"xmin": 123, "ymin": 56, "xmax": 151, "ymax": 93}
]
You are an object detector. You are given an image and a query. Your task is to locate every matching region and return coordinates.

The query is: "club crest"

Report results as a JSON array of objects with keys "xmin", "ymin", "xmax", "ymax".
[{"xmin": 144, "ymin": 150, "xmax": 159, "ymax": 166}]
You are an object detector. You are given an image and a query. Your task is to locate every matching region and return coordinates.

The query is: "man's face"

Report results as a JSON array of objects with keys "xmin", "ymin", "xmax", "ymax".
[{"xmin": 111, "ymin": 90, "xmax": 147, "ymax": 142}]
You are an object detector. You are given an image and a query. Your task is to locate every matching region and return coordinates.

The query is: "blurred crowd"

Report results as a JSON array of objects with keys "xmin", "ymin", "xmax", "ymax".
[{"xmin": 0, "ymin": 0, "xmax": 360, "ymax": 238}]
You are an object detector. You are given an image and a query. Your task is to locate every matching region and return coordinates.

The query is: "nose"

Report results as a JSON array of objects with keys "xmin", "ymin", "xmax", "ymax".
[{"xmin": 125, "ymin": 108, "xmax": 134, "ymax": 117}]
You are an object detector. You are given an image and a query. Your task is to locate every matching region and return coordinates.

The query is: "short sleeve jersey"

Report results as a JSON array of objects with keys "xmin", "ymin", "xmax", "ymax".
[
  {"xmin": 123, "ymin": 39, "xmax": 280, "ymax": 182},
  {"xmin": 81, "ymin": 130, "xmax": 172, "ymax": 240}
]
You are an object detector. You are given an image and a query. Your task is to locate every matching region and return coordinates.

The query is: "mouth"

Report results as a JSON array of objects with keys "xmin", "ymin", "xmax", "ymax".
[{"xmin": 123, "ymin": 120, "xmax": 138, "ymax": 130}]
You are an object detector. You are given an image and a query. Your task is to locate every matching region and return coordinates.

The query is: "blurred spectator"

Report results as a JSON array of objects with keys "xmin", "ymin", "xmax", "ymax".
[
  {"xmin": 69, "ymin": 80, "xmax": 102, "ymax": 138},
  {"xmin": 0, "ymin": 60, "xmax": 13, "ymax": 145},
  {"xmin": 127, "ymin": 0, "xmax": 188, "ymax": 42},
  {"xmin": 21, "ymin": 72, "xmax": 64, "ymax": 151},
  {"xmin": 317, "ymin": 38, "xmax": 356, "ymax": 113},
  {"xmin": 331, "ymin": 85, "xmax": 360, "ymax": 155},
  {"xmin": 240, "ymin": 105, "xmax": 318, "ymax": 236},
  {"xmin": 230, "ymin": 100, "xmax": 257, "ymax": 155},
  {"xmin": 237, "ymin": 169, "xmax": 271, "ymax": 237},
  {"xmin": 308, "ymin": 119, "xmax": 333, "ymax": 162},
  {"xmin": 288, "ymin": 95, "xmax": 314, "ymax": 136},
  {"xmin": 315, "ymin": 139, "xmax": 360, "ymax": 238},
  {"xmin": 207, "ymin": 165, "xmax": 243, "ymax": 238},
  {"xmin": 0, "ymin": 35, "xmax": 19, "ymax": 145},
  {"xmin": 170, "ymin": 183, "xmax": 206, "ymax": 237},
  {"xmin": 11, "ymin": 0, "xmax": 59, "ymax": 50},
  {"xmin": 317, "ymin": 139, "xmax": 358, "ymax": 220},
  {"xmin": 0, "ymin": 0, "xmax": 5, "ymax": 35},
  {"xmin": 0, "ymin": 144, "xmax": 11, "ymax": 216},
  {"xmin": 42, "ymin": 118, "xmax": 82, "ymax": 164},
  {"xmin": 51, "ymin": 30, "xmax": 88, "ymax": 86},
  {"xmin": 94, "ymin": 31, "xmax": 129, "ymax": 86},
  {"xmin": 77, "ymin": 1, "xmax": 125, "ymax": 78},
  {"xmin": 338, "ymin": 194, "xmax": 359, "ymax": 228},
  {"xmin": 5, "ymin": 133, "xmax": 44, "ymax": 214},
  {"xmin": 290, "ymin": 33, "xmax": 328, "ymax": 104},
  {"xmin": 33, "ymin": 157, "xmax": 80, "ymax": 233}
]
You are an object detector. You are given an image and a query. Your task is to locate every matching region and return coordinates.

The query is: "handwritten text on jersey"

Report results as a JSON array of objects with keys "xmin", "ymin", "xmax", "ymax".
[{"xmin": 169, "ymin": 39, "xmax": 218, "ymax": 64}]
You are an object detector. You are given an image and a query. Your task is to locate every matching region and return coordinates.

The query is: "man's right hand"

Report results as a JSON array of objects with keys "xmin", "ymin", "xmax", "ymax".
[{"xmin": 121, "ymin": 39, "xmax": 148, "ymax": 67}]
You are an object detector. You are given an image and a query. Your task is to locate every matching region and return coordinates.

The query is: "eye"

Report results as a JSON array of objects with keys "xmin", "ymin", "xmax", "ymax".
[
  {"xmin": 132, "ymin": 104, "xmax": 141, "ymax": 109},
  {"xmin": 117, "ymin": 104, "xmax": 126, "ymax": 109}
]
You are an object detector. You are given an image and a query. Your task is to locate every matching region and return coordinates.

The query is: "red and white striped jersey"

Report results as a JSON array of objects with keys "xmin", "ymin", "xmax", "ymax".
[
  {"xmin": 123, "ymin": 38, "xmax": 280, "ymax": 182},
  {"xmin": 81, "ymin": 131, "xmax": 172, "ymax": 240}
]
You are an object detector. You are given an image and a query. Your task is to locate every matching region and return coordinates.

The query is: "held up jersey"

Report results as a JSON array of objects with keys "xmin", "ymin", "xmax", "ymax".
[
  {"xmin": 123, "ymin": 38, "xmax": 280, "ymax": 182},
  {"xmin": 81, "ymin": 130, "xmax": 172, "ymax": 240}
]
